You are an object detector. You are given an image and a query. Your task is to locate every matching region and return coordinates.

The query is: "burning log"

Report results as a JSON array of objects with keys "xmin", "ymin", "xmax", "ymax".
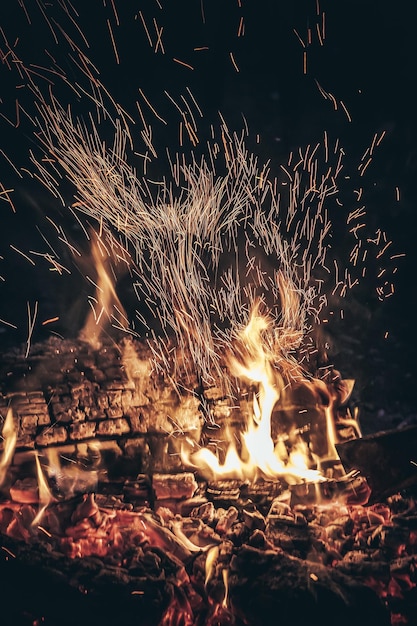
[
  {"xmin": 336, "ymin": 426, "xmax": 417, "ymax": 503},
  {"xmin": 0, "ymin": 533, "xmax": 171, "ymax": 626},
  {"xmin": 0, "ymin": 336, "xmax": 205, "ymax": 483}
]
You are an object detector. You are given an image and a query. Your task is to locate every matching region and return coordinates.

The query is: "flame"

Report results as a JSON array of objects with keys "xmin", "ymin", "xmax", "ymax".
[
  {"xmin": 159, "ymin": 588, "xmax": 194, "ymax": 626},
  {"xmin": 0, "ymin": 408, "xmax": 17, "ymax": 487},
  {"xmin": 222, "ymin": 568, "xmax": 229, "ymax": 609},
  {"xmin": 32, "ymin": 452, "xmax": 55, "ymax": 527},
  {"xmin": 183, "ymin": 303, "xmax": 327, "ymax": 483},
  {"xmin": 79, "ymin": 232, "xmax": 127, "ymax": 348}
]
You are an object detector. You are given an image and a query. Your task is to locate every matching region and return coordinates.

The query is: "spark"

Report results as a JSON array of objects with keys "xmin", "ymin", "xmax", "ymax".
[
  {"xmin": 138, "ymin": 88, "xmax": 167, "ymax": 124},
  {"xmin": 109, "ymin": 0, "xmax": 120, "ymax": 26},
  {"xmin": 1, "ymin": 546, "xmax": 16, "ymax": 558},
  {"xmin": 0, "ymin": 149, "xmax": 23, "ymax": 178},
  {"xmin": 0, "ymin": 0, "xmax": 396, "ymax": 387},
  {"xmin": 0, "ymin": 183, "xmax": 16, "ymax": 212},
  {"xmin": 186, "ymin": 86, "xmax": 203, "ymax": 118},
  {"xmin": 359, "ymin": 157, "xmax": 372, "ymax": 176},
  {"xmin": 42, "ymin": 316, "xmax": 59, "ymax": 325},
  {"xmin": 340, "ymin": 100, "xmax": 351, "ymax": 122},
  {"xmin": 376, "ymin": 130, "xmax": 386, "ymax": 146},
  {"xmin": 153, "ymin": 18, "xmax": 164, "ymax": 54},
  {"xmin": 37, "ymin": 525, "xmax": 52, "ymax": 537},
  {"xmin": 25, "ymin": 300, "xmax": 38, "ymax": 358},
  {"xmin": 9, "ymin": 244, "xmax": 35, "ymax": 266},
  {"xmin": 172, "ymin": 57, "xmax": 194, "ymax": 70},
  {"xmin": 293, "ymin": 28, "xmax": 306, "ymax": 48},
  {"xmin": 237, "ymin": 16, "xmax": 245, "ymax": 37},
  {"xmin": 0, "ymin": 318, "xmax": 18, "ymax": 329},
  {"xmin": 316, "ymin": 22, "xmax": 323, "ymax": 46}
]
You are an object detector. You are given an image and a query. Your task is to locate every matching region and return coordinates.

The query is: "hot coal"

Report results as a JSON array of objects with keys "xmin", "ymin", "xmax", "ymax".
[{"xmin": 1, "ymin": 477, "xmax": 417, "ymax": 626}]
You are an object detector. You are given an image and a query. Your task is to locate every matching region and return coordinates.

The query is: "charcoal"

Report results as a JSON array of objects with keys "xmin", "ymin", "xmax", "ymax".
[
  {"xmin": 335, "ymin": 557, "xmax": 391, "ymax": 581},
  {"xmin": 336, "ymin": 426, "xmax": 417, "ymax": 502},
  {"xmin": 240, "ymin": 478, "xmax": 283, "ymax": 511},
  {"xmin": 390, "ymin": 556, "xmax": 417, "ymax": 580},
  {"xmin": 152, "ymin": 472, "xmax": 198, "ymax": 500},
  {"xmin": 265, "ymin": 514, "xmax": 311, "ymax": 558},
  {"xmin": 392, "ymin": 512, "xmax": 417, "ymax": 530},
  {"xmin": 242, "ymin": 507, "xmax": 266, "ymax": 532},
  {"xmin": 123, "ymin": 474, "xmax": 152, "ymax": 503},
  {"xmin": 179, "ymin": 496, "xmax": 210, "ymax": 517},
  {"xmin": 229, "ymin": 545, "xmax": 390, "ymax": 626},
  {"xmin": 0, "ymin": 535, "xmax": 169, "ymax": 626}
]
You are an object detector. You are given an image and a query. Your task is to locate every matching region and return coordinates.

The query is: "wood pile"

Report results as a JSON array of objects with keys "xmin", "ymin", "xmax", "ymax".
[{"xmin": 0, "ymin": 334, "xmax": 359, "ymax": 479}]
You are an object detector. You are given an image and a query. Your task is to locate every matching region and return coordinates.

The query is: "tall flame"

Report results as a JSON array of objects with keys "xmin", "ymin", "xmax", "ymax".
[
  {"xmin": 183, "ymin": 304, "xmax": 324, "ymax": 483},
  {"xmin": 79, "ymin": 232, "xmax": 127, "ymax": 348},
  {"xmin": 0, "ymin": 408, "xmax": 17, "ymax": 487}
]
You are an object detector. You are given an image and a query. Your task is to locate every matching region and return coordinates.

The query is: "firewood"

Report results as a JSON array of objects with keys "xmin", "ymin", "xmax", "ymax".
[{"xmin": 336, "ymin": 425, "xmax": 417, "ymax": 502}]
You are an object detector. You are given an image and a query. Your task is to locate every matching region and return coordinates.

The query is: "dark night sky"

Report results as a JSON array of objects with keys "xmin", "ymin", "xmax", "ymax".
[{"xmin": 0, "ymin": 1, "xmax": 416, "ymax": 428}]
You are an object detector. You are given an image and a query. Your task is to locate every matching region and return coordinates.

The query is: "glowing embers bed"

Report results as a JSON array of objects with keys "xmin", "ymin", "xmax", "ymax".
[
  {"xmin": 1, "ymin": 333, "xmax": 417, "ymax": 626},
  {"xmin": 1, "ymin": 468, "xmax": 416, "ymax": 626}
]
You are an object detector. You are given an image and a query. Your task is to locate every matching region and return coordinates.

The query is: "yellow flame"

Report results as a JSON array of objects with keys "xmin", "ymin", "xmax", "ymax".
[
  {"xmin": 35, "ymin": 453, "xmax": 53, "ymax": 504},
  {"xmin": 183, "ymin": 304, "xmax": 325, "ymax": 483},
  {"xmin": 32, "ymin": 452, "xmax": 55, "ymax": 527},
  {"xmin": 79, "ymin": 233, "xmax": 126, "ymax": 348},
  {"xmin": 0, "ymin": 408, "xmax": 17, "ymax": 487},
  {"xmin": 122, "ymin": 336, "xmax": 151, "ymax": 389}
]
